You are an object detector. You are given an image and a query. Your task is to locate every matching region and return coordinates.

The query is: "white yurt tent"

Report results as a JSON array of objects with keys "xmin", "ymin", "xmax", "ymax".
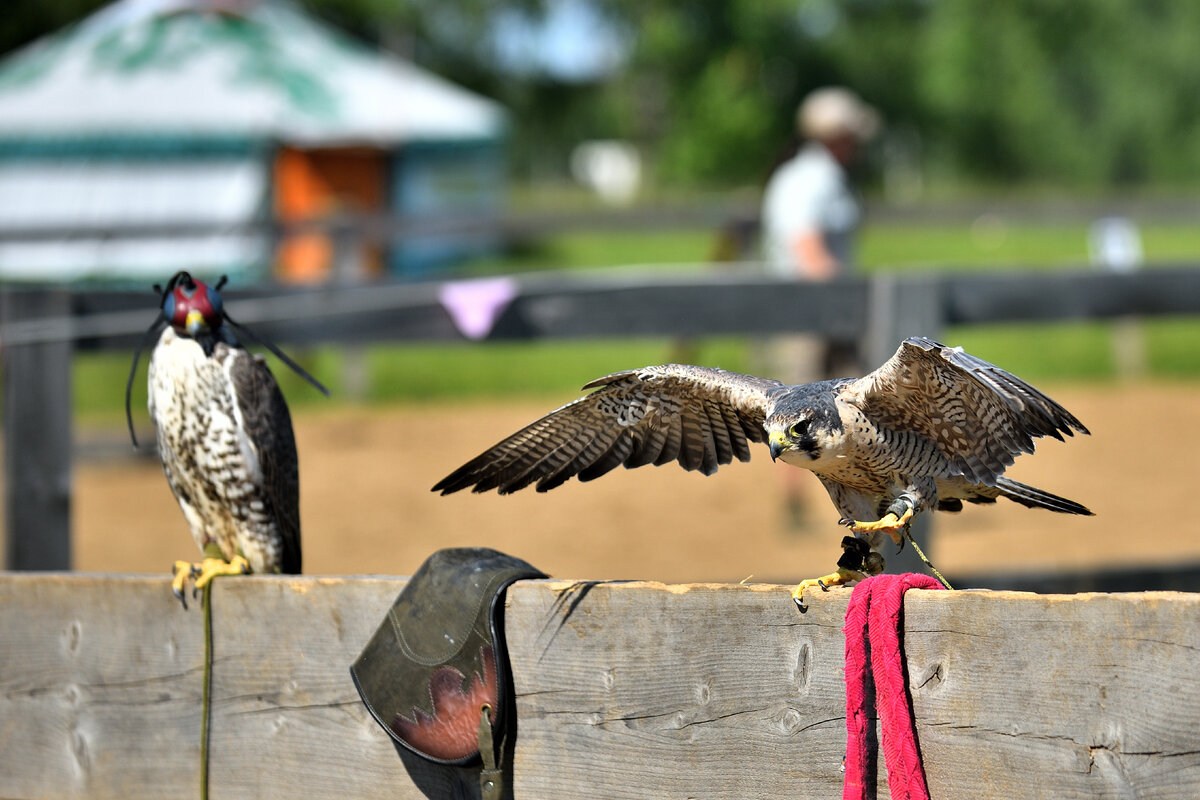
[{"xmin": 0, "ymin": 0, "xmax": 507, "ymax": 283}]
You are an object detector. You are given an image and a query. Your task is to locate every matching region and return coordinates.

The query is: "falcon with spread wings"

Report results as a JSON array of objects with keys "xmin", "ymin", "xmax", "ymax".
[{"xmin": 433, "ymin": 337, "xmax": 1092, "ymax": 606}]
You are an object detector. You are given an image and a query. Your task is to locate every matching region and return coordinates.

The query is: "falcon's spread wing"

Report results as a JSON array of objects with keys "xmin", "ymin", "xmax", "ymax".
[
  {"xmin": 849, "ymin": 337, "xmax": 1089, "ymax": 485},
  {"xmin": 229, "ymin": 349, "xmax": 302, "ymax": 574},
  {"xmin": 432, "ymin": 365, "xmax": 783, "ymax": 494}
]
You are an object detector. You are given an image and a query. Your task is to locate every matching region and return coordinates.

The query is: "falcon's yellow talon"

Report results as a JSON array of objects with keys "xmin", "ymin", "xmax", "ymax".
[
  {"xmin": 845, "ymin": 511, "xmax": 899, "ymax": 534},
  {"xmin": 171, "ymin": 554, "xmax": 252, "ymax": 608},
  {"xmin": 171, "ymin": 560, "xmax": 195, "ymax": 609},
  {"xmin": 193, "ymin": 554, "xmax": 251, "ymax": 591},
  {"xmin": 844, "ymin": 503, "xmax": 915, "ymax": 546},
  {"xmin": 792, "ymin": 566, "xmax": 867, "ymax": 610}
]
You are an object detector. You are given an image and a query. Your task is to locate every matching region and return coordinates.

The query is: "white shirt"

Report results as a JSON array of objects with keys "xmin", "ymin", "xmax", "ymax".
[{"xmin": 760, "ymin": 142, "xmax": 860, "ymax": 276}]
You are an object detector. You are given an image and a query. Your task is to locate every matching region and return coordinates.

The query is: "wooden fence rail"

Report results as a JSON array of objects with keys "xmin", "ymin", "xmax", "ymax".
[{"xmin": 2, "ymin": 573, "xmax": 1199, "ymax": 799}]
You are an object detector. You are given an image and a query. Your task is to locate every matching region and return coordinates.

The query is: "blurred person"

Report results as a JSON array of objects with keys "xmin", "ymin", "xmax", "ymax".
[
  {"xmin": 759, "ymin": 86, "xmax": 880, "ymax": 528},
  {"xmin": 762, "ymin": 85, "xmax": 879, "ymax": 306}
]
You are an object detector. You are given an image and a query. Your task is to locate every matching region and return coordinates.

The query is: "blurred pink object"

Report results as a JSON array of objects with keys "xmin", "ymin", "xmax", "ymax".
[{"xmin": 439, "ymin": 277, "xmax": 519, "ymax": 340}]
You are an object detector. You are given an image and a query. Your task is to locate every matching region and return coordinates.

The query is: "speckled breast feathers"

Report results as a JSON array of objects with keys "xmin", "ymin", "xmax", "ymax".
[{"xmin": 149, "ymin": 327, "xmax": 300, "ymax": 574}]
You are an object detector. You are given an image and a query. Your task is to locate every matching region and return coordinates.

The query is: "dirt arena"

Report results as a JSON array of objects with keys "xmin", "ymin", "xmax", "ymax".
[{"xmin": 71, "ymin": 381, "xmax": 1198, "ymax": 586}]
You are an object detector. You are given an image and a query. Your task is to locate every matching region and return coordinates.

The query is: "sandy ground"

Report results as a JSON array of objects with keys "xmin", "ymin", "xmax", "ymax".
[{"xmin": 68, "ymin": 381, "xmax": 1198, "ymax": 586}]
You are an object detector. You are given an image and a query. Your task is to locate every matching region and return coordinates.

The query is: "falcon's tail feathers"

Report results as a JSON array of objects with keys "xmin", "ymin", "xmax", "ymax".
[{"xmin": 993, "ymin": 476, "xmax": 1093, "ymax": 516}]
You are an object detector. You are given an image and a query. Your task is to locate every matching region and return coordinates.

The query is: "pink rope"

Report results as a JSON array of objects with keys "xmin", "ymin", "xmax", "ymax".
[{"xmin": 842, "ymin": 574, "xmax": 946, "ymax": 800}]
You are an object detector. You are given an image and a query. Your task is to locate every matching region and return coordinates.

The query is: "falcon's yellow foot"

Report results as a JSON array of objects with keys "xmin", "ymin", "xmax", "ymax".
[
  {"xmin": 840, "ymin": 502, "xmax": 915, "ymax": 547},
  {"xmin": 171, "ymin": 555, "xmax": 250, "ymax": 609},
  {"xmin": 792, "ymin": 567, "xmax": 866, "ymax": 612},
  {"xmin": 193, "ymin": 555, "xmax": 250, "ymax": 592}
]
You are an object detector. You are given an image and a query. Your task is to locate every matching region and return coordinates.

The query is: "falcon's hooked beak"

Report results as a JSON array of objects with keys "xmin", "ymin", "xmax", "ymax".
[{"xmin": 768, "ymin": 429, "xmax": 789, "ymax": 462}]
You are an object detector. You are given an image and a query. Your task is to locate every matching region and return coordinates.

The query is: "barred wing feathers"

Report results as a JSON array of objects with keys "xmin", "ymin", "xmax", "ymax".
[
  {"xmin": 851, "ymin": 337, "xmax": 1089, "ymax": 486},
  {"xmin": 229, "ymin": 350, "xmax": 302, "ymax": 574},
  {"xmin": 432, "ymin": 365, "xmax": 782, "ymax": 495}
]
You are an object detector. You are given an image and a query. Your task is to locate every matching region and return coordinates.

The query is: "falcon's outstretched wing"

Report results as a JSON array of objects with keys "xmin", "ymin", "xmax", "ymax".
[
  {"xmin": 432, "ymin": 365, "xmax": 783, "ymax": 495},
  {"xmin": 849, "ymin": 336, "xmax": 1090, "ymax": 486}
]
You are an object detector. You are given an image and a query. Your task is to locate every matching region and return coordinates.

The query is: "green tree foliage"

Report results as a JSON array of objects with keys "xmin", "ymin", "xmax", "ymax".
[
  {"xmin": 0, "ymin": 0, "xmax": 110, "ymax": 56},
  {"xmin": 917, "ymin": 0, "xmax": 1200, "ymax": 186},
  {"xmin": 596, "ymin": 0, "xmax": 927, "ymax": 185},
  {"xmin": 6, "ymin": 0, "xmax": 1200, "ymax": 189},
  {"xmin": 600, "ymin": 0, "xmax": 1200, "ymax": 188},
  {"xmin": 599, "ymin": 0, "xmax": 829, "ymax": 185}
]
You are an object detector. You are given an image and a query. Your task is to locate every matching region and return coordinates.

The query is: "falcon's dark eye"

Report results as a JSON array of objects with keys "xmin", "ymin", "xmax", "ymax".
[{"xmin": 788, "ymin": 419, "xmax": 809, "ymax": 439}]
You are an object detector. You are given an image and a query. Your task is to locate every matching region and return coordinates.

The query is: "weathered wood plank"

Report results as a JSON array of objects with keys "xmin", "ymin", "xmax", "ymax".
[
  {"xmin": 906, "ymin": 590, "xmax": 1200, "ymax": 799},
  {"xmin": 505, "ymin": 579, "xmax": 858, "ymax": 798},
  {"xmin": 508, "ymin": 583, "xmax": 1200, "ymax": 799},
  {"xmin": 0, "ymin": 574, "xmax": 203, "ymax": 798},
  {"xmin": 3, "ymin": 574, "xmax": 1200, "ymax": 800},
  {"xmin": 0, "ymin": 574, "xmax": 433, "ymax": 800},
  {"xmin": 204, "ymin": 576, "xmax": 463, "ymax": 800}
]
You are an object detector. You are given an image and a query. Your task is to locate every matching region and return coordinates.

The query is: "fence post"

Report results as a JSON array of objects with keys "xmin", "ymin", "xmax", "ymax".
[
  {"xmin": 2, "ymin": 289, "xmax": 73, "ymax": 570},
  {"xmin": 861, "ymin": 274, "xmax": 946, "ymax": 576}
]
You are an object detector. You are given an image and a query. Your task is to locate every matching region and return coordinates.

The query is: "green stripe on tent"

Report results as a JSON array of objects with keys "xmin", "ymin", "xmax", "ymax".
[{"xmin": 0, "ymin": 135, "xmax": 264, "ymax": 160}]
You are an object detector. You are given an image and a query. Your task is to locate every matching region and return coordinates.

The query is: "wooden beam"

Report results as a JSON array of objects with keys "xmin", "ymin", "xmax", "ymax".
[
  {"xmin": 505, "ymin": 579, "xmax": 857, "ymax": 797},
  {"xmin": 0, "ymin": 574, "xmax": 413, "ymax": 800},
  {"xmin": 7, "ymin": 267, "xmax": 1200, "ymax": 353},
  {"xmin": 905, "ymin": 590, "xmax": 1200, "ymax": 795},
  {"xmin": 495, "ymin": 274, "xmax": 868, "ymax": 340},
  {"xmin": 3, "ymin": 573, "xmax": 1199, "ymax": 799},
  {"xmin": 0, "ymin": 574, "xmax": 204, "ymax": 797},
  {"xmin": 2, "ymin": 289, "xmax": 73, "ymax": 570},
  {"xmin": 942, "ymin": 266, "xmax": 1200, "ymax": 324}
]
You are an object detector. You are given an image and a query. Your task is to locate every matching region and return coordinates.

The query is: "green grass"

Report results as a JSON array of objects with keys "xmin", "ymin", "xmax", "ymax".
[
  {"xmin": 453, "ymin": 230, "xmax": 722, "ymax": 277},
  {"xmin": 860, "ymin": 222, "xmax": 1088, "ymax": 269},
  {"xmin": 461, "ymin": 219, "xmax": 1200, "ymax": 274},
  {"xmin": 101, "ymin": 338, "xmax": 759, "ymax": 425},
  {"xmin": 79, "ymin": 218, "xmax": 1200, "ymax": 423},
  {"xmin": 861, "ymin": 221, "xmax": 1200, "ymax": 270},
  {"xmin": 364, "ymin": 339, "xmax": 710, "ymax": 402},
  {"xmin": 947, "ymin": 322, "xmax": 1122, "ymax": 381},
  {"xmin": 1143, "ymin": 318, "xmax": 1200, "ymax": 376}
]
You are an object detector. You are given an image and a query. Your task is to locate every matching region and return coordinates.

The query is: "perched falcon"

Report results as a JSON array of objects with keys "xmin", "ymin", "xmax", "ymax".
[
  {"xmin": 126, "ymin": 272, "xmax": 327, "ymax": 607},
  {"xmin": 433, "ymin": 337, "xmax": 1092, "ymax": 606}
]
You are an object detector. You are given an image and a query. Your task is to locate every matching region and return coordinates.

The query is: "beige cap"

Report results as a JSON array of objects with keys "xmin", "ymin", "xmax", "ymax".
[{"xmin": 797, "ymin": 87, "xmax": 881, "ymax": 142}]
